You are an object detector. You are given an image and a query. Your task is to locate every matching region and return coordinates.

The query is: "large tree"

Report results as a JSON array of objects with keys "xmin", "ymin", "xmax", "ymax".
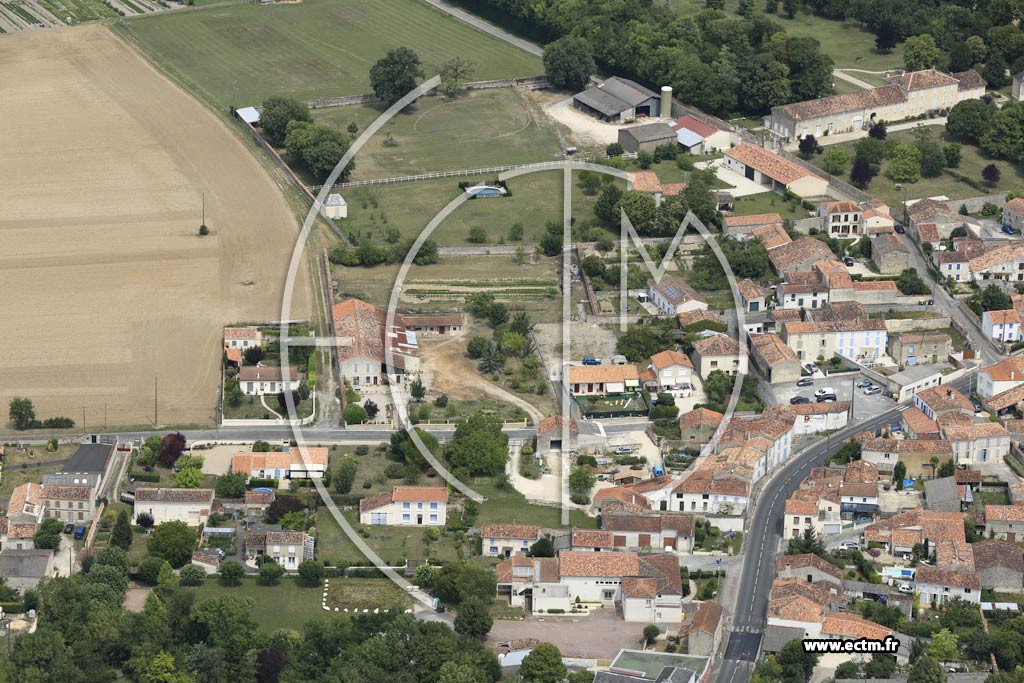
[
  {"xmin": 888, "ymin": 144, "xmax": 922, "ymax": 183},
  {"xmin": 259, "ymin": 96, "xmax": 311, "ymax": 147},
  {"xmin": 147, "ymin": 521, "xmax": 198, "ymax": 568},
  {"xmin": 369, "ymin": 47, "xmax": 424, "ymax": 106},
  {"xmin": 284, "ymin": 122, "xmax": 353, "ymax": 182},
  {"xmin": 157, "ymin": 432, "xmax": 187, "ymax": 467},
  {"xmin": 543, "ymin": 36, "xmax": 596, "ymax": 92},
  {"xmin": 453, "ymin": 597, "xmax": 493, "ymax": 639},
  {"xmin": 875, "ymin": 19, "xmax": 898, "ymax": 52},
  {"xmin": 742, "ymin": 54, "xmax": 792, "ymax": 113},
  {"xmin": 433, "ymin": 561, "xmax": 497, "ymax": 604},
  {"xmin": 520, "ymin": 643, "xmax": 567, "ymax": 683},
  {"xmin": 445, "ymin": 413, "xmax": 508, "ymax": 476},
  {"xmin": 617, "ymin": 190, "xmax": 658, "ymax": 235},
  {"xmin": 946, "ymin": 99, "xmax": 995, "ymax": 143},
  {"xmin": 903, "ymin": 35, "xmax": 942, "ymax": 71},
  {"xmin": 8, "ymin": 397, "xmax": 36, "ymax": 430},
  {"xmin": 908, "ymin": 656, "xmax": 944, "ymax": 683},
  {"xmin": 111, "ymin": 510, "xmax": 133, "ymax": 551}
]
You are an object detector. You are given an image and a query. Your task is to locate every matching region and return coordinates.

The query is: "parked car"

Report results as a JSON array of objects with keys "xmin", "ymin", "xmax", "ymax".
[
  {"xmin": 796, "ymin": 377, "xmax": 813, "ymax": 387},
  {"xmin": 614, "ymin": 445, "xmax": 635, "ymax": 454},
  {"xmin": 898, "ymin": 583, "xmax": 914, "ymax": 593},
  {"xmin": 73, "ymin": 526, "xmax": 86, "ymax": 540},
  {"xmin": 790, "ymin": 396, "xmax": 811, "ymax": 405},
  {"xmin": 843, "ymin": 257, "xmax": 855, "ymax": 266},
  {"xmin": 817, "ymin": 395, "xmax": 837, "ymax": 403},
  {"xmin": 581, "ymin": 356, "xmax": 601, "ymax": 365},
  {"xmin": 805, "ymin": 363, "xmax": 820, "ymax": 374},
  {"xmin": 1003, "ymin": 225, "xmax": 1016, "ymax": 235},
  {"xmin": 856, "ymin": 379, "xmax": 872, "ymax": 388},
  {"xmin": 863, "ymin": 385, "xmax": 882, "ymax": 395},
  {"xmin": 972, "ymin": 401, "xmax": 983, "ymax": 413},
  {"xmin": 63, "ymin": 523, "xmax": 75, "ymax": 535},
  {"xmin": 814, "ymin": 387, "xmax": 836, "ymax": 398},
  {"xmin": 838, "ymin": 541, "xmax": 860, "ymax": 550},
  {"xmin": 895, "ymin": 225, "xmax": 906, "ymax": 234}
]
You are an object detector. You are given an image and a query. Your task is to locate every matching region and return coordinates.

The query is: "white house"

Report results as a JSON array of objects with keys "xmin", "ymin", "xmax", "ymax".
[
  {"xmin": 978, "ymin": 357, "xmax": 1024, "ymax": 398},
  {"xmin": 1004, "ymin": 198, "xmax": 1024, "ymax": 233},
  {"xmin": 914, "ymin": 565, "xmax": 981, "ymax": 605},
  {"xmin": 358, "ymin": 486, "xmax": 448, "ymax": 526},
  {"xmin": 788, "ymin": 401, "xmax": 851, "ymax": 435},
  {"xmin": 647, "ymin": 275, "xmax": 707, "ymax": 317},
  {"xmin": 602, "ymin": 514, "xmax": 695, "ymax": 553},
  {"xmin": 690, "ymin": 334, "xmax": 748, "ymax": 379},
  {"xmin": 942, "ymin": 423, "xmax": 1011, "ymax": 465},
  {"xmin": 231, "ymin": 447, "xmax": 329, "ymax": 482},
  {"xmin": 333, "ymin": 298, "xmax": 419, "ymax": 388},
  {"xmin": 818, "ymin": 201, "xmax": 862, "ymax": 237},
  {"xmin": 321, "ymin": 193, "xmax": 348, "ymax": 220},
  {"xmin": 264, "ymin": 530, "xmax": 314, "ymax": 570},
  {"xmin": 671, "ymin": 470, "xmax": 750, "ymax": 515},
  {"xmin": 223, "ymin": 327, "xmax": 262, "ymax": 351},
  {"xmin": 481, "ymin": 524, "xmax": 542, "ymax": 558},
  {"xmin": 983, "ymin": 309, "xmax": 1023, "ymax": 343},
  {"xmin": 134, "ymin": 488, "xmax": 214, "ymax": 526},
  {"xmin": 723, "ymin": 143, "xmax": 829, "ymax": 198},
  {"xmin": 567, "ymin": 364, "xmax": 640, "ymax": 396},
  {"xmin": 645, "ymin": 350, "xmax": 694, "ymax": 395},
  {"xmin": 237, "ymin": 365, "xmax": 302, "ymax": 396}
]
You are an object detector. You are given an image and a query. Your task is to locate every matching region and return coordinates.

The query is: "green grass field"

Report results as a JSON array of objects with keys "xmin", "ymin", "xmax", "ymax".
[
  {"xmin": 338, "ymin": 169, "xmax": 607, "ymax": 249},
  {"xmin": 810, "ymin": 128, "xmax": 1024, "ymax": 207},
  {"xmin": 313, "ymin": 89, "xmax": 564, "ymax": 180},
  {"xmin": 187, "ymin": 576, "xmax": 331, "ymax": 631},
  {"xmin": 731, "ymin": 191, "xmax": 813, "ymax": 220},
  {"xmin": 114, "ymin": 0, "xmax": 542, "ymax": 110}
]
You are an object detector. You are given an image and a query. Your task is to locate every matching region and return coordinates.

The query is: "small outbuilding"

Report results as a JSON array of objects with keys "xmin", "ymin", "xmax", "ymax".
[
  {"xmin": 572, "ymin": 76, "xmax": 663, "ymax": 123},
  {"xmin": 321, "ymin": 193, "xmax": 348, "ymax": 219},
  {"xmin": 618, "ymin": 122, "xmax": 677, "ymax": 154}
]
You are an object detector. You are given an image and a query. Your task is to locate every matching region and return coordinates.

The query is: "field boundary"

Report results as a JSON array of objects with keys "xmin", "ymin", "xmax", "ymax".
[
  {"xmin": 306, "ymin": 75, "xmax": 548, "ymax": 109},
  {"xmin": 310, "ymin": 158, "xmax": 598, "ymax": 191}
]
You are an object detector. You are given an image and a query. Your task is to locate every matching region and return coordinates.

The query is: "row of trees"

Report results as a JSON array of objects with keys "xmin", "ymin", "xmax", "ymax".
[
  {"xmin": 7, "ymin": 397, "xmax": 74, "ymax": 431},
  {"xmin": 947, "ymin": 99, "xmax": 1024, "ymax": 169},
  {"xmin": 536, "ymin": 6, "xmax": 835, "ymax": 116}
]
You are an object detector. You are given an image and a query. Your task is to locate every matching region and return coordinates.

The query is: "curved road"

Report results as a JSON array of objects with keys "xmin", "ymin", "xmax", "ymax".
[
  {"xmin": 717, "ymin": 372, "xmax": 976, "ymax": 683},
  {"xmin": 418, "ymin": 0, "xmax": 543, "ymax": 57}
]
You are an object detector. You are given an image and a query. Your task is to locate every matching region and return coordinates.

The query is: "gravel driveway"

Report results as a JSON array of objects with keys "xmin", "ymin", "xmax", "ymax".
[{"xmin": 487, "ymin": 608, "xmax": 643, "ymax": 659}]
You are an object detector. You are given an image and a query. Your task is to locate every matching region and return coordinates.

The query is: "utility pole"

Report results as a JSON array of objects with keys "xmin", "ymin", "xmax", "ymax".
[
  {"xmin": 202, "ymin": 191, "xmax": 206, "ymax": 227},
  {"xmin": 154, "ymin": 376, "xmax": 158, "ymax": 426},
  {"xmin": 104, "ymin": 402, "xmax": 107, "ymax": 432},
  {"xmin": 82, "ymin": 407, "xmax": 86, "ymax": 434}
]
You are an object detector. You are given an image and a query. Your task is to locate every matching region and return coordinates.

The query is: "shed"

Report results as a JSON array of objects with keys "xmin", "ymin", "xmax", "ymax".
[
  {"xmin": 321, "ymin": 193, "xmax": 348, "ymax": 220},
  {"xmin": 923, "ymin": 476, "xmax": 961, "ymax": 512},
  {"xmin": 618, "ymin": 123, "xmax": 677, "ymax": 154},
  {"xmin": 572, "ymin": 76, "xmax": 661, "ymax": 123},
  {"xmin": 236, "ymin": 106, "xmax": 260, "ymax": 124}
]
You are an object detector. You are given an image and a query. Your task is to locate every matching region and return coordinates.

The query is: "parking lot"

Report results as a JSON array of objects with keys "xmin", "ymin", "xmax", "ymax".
[{"xmin": 763, "ymin": 371, "xmax": 898, "ymax": 423}]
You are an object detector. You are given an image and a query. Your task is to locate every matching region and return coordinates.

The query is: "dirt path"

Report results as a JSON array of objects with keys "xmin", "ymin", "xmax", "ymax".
[
  {"xmin": 832, "ymin": 69, "xmax": 877, "ymax": 90},
  {"xmin": 419, "ymin": 335, "xmax": 546, "ymax": 424},
  {"xmin": 0, "ymin": 26, "xmax": 311, "ymax": 427},
  {"xmin": 123, "ymin": 586, "xmax": 152, "ymax": 612}
]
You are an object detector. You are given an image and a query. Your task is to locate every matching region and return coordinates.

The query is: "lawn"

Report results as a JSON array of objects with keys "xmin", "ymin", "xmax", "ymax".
[
  {"xmin": 811, "ymin": 129, "xmax": 1024, "ymax": 207},
  {"xmin": 314, "ymin": 508, "xmax": 465, "ymax": 566},
  {"xmin": 337, "ymin": 169, "xmax": 603, "ymax": 247},
  {"xmin": 114, "ymin": 0, "xmax": 542, "ymax": 110},
  {"xmin": 0, "ymin": 443, "xmax": 79, "ymax": 496},
  {"xmin": 186, "ymin": 576, "xmax": 331, "ymax": 632},
  {"xmin": 313, "ymin": 89, "xmax": 564, "ymax": 180},
  {"xmin": 731, "ymin": 191, "xmax": 813, "ymax": 221},
  {"xmin": 324, "ymin": 577, "xmax": 413, "ymax": 611},
  {"xmin": 223, "ymin": 392, "xmax": 314, "ymax": 420},
  {"xmin": 468, "ymin": 478, "xmax": 599, "ymax": 529}
]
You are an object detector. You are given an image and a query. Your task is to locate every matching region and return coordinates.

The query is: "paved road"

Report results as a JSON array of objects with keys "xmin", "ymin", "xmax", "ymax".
[
  {"xmin": 716, "ymin": 373, "xmax": 974, "ymax": 683},
  {"xmin": 417, "ymin": 0, "xmax": 543, "ymax": 57}
]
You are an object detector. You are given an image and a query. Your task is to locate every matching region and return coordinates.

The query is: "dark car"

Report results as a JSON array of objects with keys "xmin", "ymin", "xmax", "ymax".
[
  {"xmin": 581, "ymin": 356, "xmax": 601, "ymax": 366},
  {"xmin": 895, "ymin": 225, "xmax": 906, "ymax": 234},
  {"xmin": 790, "ymin": 396, "xmax": 811, "ymax": 405},
  {"xmin": 1003, "ymin": 225, "xmax": 1016, "ymax": 235},
  {"xmin": 816, "ymin": 394, "xmax": 837, "ymax": 403},
  {"xmin": 73, "ymin": 525, "xmax": 87, "ymax": 540},
  {"xmin": 63, "ymin": 523, "xmax": 75, "ymax": 535},
  {"xmin": 843, "ymin": 257, "xmax": 854, "ymax": 266},
  {"xmin": 796, "ymin": 377, "xmax": 813, "ymax": 387}
]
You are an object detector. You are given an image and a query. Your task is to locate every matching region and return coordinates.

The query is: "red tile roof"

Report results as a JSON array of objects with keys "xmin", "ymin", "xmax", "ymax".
[{"xmin": 725, "ymin": 143, "xmax": 814, "ymax": 185}]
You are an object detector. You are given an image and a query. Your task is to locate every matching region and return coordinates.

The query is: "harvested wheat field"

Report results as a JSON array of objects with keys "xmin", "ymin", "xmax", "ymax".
[{"xmin": 0, "ymin": 25, "xmax": 310, "ymax": 428}]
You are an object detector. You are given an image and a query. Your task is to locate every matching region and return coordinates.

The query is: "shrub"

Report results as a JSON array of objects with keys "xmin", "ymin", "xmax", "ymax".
[
  {"xmin": 569, "ymin": 493, "xmax": 590, "ymax": 505},
  {"xmin": 179, "ymin": 565, "xmax": 207, "ymax": 586},
  {"xmin": 137, "ymin": 556, "xmax": 165, "ymax": 585},
  {"xmin": 130, "ymin": 471, "xmax": 161, "ymax": 483},
  {"xmin": 219, "ymin": 561, "xmax": 244, "ymax": 586},
  {"xmin": 259, "ymin": 561, "xmax": 285, "ymax": 585}
]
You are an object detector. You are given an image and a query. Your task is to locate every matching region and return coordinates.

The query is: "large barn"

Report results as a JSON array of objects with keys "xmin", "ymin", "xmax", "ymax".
[{"xmin": 572, "ymin": 77, "xmax": 664, "ymax": 123}]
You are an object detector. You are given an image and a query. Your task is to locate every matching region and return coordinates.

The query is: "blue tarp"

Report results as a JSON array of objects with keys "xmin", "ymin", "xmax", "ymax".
[{"xmin": 903, "ymin": 479, "xmax": 915, "ymax": 488}]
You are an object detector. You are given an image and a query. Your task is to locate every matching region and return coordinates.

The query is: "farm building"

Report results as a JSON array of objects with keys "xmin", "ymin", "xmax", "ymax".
[
  {"xmin": 332, "ymin": 298, "xmax": 419, "ymax": 387},
  {"xmin": 617, "ymin": 122, "xmax": 677, "ymax": 154},
  {"xmin": 320, "ymin": 193, "xmax": 347, "ymax": 219},
  {"xmin": 572, "ymin": 77, "xmax": 665, "ymax": 123},
  {"xmin": 723, "ymin": 143, "xmax": 828, "ymax": 198},
  {"xmin": 402, "ymin": 314, "xmax": 464, "ymax": 335},
  {"xmin": 671, "ymin": 115, "xmax": 733, "ymax": 154}
]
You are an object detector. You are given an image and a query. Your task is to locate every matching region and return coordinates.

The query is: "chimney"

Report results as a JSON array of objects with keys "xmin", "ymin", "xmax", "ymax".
[{"xmin": 661, "ymin": 86, "xmax": 672, "ymax": 118}]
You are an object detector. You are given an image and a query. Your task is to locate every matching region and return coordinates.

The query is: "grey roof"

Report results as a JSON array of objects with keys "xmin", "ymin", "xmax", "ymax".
[
  {"xmin": 0, "ymin": 549, "xmax": 53, "ymax": 578},
  {"xmin": 42, "ymin": 471, "xmax": 101, "ymax": 488},
  {"xmin": 654, "ymin": 667, "xmax": 698, "ymax": 683},
  {"xmin": 595, "ymin": 673, "xmax": 648, "ymax": 683},
  {"xmin": 888, "ymin": 363, "xmax": 953, "ymax": 386},
  {"xmin": 761, "ymin": 625, "xmax": 805, "ymax": 653},
  {"xmin": 62, "ymin": 443, "xmax": 113, "ymax": 475},
  {"xmin": 574, "ymin": 76, "xmax": 657, "ymax": 116},
  {"xmin": 621, "ymin": 123, "xmax": 677, "ymax": 144},
  {"xmin": 326, "ymin": 193, "xmax": 346, "ymax": 206},
  {"xmin": 924, "ymin": 476, "xmax": 960, "ymax": 507},
  {"xmin": 842, "ymin": 578, "xmax": 890, "ymax": 596}
]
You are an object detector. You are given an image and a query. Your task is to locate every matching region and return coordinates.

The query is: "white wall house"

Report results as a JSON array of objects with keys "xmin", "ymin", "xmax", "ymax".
[
  {"xmin": 983, "ymin": 310, "xmax": 1023, "ymax": 343},
  {"xmin": 237, "ymin": 365, "xmax": 301, "ymax": 396},
  {"xmin": 647, "ymin": 350, "xmax": 694, "ymax": 395},
  {"xmin": 914, "ymin": 566, "xmax": 981, "ymax": 605},
  {"xmin": 223, "ymin": 327, "xmax": 262, "ymax": 350},
  {"xmin": 264, "ymin": 530, "xmax": 314, "ymax": 570},
  {"xmin": 943, "ymin": 423, "xmax": 1011, "ymax": 465},
  {"xmin": 134, "ymin": 488, "xmax": 214, "ymax": 526},
  {"xmin": 359, "ymin": 487, "xmax": 448, "ymax": 526},
  {"xmin": 481, "ymin": 524, "xmax": 541, "ymax": 558},
  {"xmin": 978, "ymin": 358, "xmax": 1024, "ymax": 399},
  {"xmin": 647, "ymin": 275, "xmax": 707, "ymax": 317}
]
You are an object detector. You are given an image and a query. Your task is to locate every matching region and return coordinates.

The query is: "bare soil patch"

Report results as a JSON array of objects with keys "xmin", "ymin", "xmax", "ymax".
[{"xmin": 0, "ymin": 26, "xmax": 310, "ymax": 428}]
